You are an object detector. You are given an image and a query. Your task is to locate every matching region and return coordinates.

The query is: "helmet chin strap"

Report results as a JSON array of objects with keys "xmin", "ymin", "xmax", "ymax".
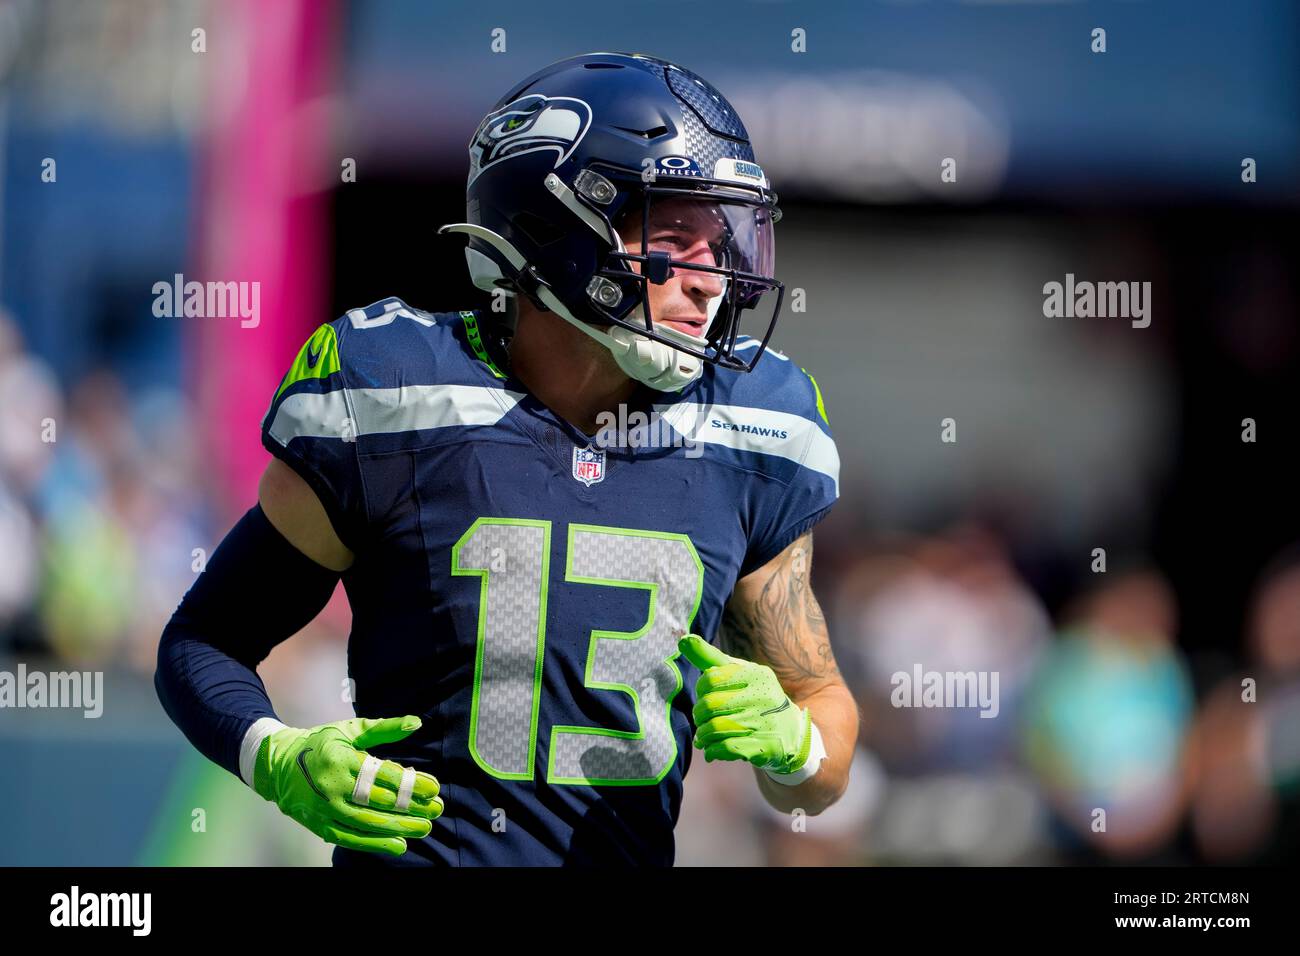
[{"xmin": 439, "ymin": 220, "xmax": 720, "ymax": 392}]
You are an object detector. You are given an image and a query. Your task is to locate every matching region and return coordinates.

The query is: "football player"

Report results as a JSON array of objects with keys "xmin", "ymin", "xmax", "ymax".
[{"xmin": 156, "ymin": 52, "xmax": 858, "ymax": 866}]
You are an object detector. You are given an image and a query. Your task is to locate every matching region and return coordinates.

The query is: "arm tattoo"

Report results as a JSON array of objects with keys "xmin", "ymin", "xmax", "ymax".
[{"xmin": 719, "ymin": 533, "xmax": 841, "ymax": 689}]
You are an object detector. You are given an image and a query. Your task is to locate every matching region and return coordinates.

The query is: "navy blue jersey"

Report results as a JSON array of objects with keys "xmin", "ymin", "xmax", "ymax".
[{"xmin": 261, "ymin": 297, "xmax": 839, "ymax": 865}]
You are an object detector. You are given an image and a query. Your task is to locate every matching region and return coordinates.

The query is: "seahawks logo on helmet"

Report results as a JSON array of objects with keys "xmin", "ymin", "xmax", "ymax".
[{"xmin": 467, "ymin": 94, "xmax": 593, "ymax": 186}]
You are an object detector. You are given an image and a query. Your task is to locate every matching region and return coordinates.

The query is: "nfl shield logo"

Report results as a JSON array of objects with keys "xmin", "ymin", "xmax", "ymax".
[{"xmin": 571, "ymin": 444, "xmax": 606, "ymax": 487}]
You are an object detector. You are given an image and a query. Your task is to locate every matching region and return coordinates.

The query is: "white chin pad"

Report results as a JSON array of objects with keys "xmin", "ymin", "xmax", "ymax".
[
  {"xmin": 606, "ymin": 321, "xmax": 704, "ymax": 391},
  {"xmin": 543, "ymin": 284, "xmax": 710, "ymax": 392},
  {"xmin": 606, "ymin": 325, "xmax": 702, "ymax": 391}
]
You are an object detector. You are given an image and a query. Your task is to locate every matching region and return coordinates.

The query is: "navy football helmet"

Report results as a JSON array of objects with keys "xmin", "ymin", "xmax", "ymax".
[{"xmin": 439, "ymin": 52, "xmax": 783, "ymax": 391}]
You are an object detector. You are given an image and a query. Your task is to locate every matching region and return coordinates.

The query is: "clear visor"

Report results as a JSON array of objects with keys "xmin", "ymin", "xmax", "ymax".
[{"xmin": 614, "ymin": 192, "xmax": 777, "ymax": 316}]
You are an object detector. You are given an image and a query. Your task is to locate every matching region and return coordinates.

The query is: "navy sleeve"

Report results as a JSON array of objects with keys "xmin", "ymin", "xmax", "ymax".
[{"xmin": 154, "ymin": 504, "xmax": 340, "ymax": 780}]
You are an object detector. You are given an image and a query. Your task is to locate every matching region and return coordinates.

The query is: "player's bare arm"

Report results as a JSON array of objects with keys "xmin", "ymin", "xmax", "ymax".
[
  {"xmin": 720, "ymin": 532, "xmax": 859, "ymax": 814},
  {"xmin": 257, "ymin": 457, "xmax": 354, "ymax": 572}
]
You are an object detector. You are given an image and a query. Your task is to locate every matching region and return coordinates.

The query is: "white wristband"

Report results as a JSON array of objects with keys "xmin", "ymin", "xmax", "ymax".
[
  {"xmin": 239, "ymin": 717, "xmax": 289, "ymax": 789},
  {"xmin": 764, "ymin": 721, "xmax": 827, "ymax": 787}
]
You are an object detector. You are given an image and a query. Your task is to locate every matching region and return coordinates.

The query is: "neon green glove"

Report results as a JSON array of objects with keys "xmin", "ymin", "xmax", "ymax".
[
  {"xmin": 251, "ymin": 715, "xmax": 443, "ymax": 856},
  {"xmin": 678, "ymin": 634, "xmax": 815, "ymax": 775}
]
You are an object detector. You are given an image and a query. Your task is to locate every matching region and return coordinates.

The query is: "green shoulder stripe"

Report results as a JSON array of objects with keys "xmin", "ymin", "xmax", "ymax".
[
  {"xmin": 275, "ymin": 324, "xmax": 341, "ymax": 401},
  {"xmin": 801, "ymin": 367, "xmax": 829, "ymax": 426},
  {"xmin": 461, "ymin": 311, "xmax": 507, "ymax": 379}
]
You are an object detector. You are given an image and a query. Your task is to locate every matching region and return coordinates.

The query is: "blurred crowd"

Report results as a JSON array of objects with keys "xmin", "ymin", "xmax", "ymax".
[
  {"xmin": 0, "ymin": 307, "xmax": 208, "ymax": 671},
  {"xmin": 679, "ymin": 511, "xmax": 1300, "ymax": 866}
]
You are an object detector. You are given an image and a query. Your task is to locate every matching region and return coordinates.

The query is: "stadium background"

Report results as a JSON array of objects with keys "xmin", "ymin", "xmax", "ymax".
[{"xmin": 1, "ymin": 0, "xmax": 1298, "ymax": 865}]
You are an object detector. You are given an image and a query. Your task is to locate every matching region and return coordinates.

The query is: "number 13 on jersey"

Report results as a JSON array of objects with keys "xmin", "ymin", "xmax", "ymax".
[{"xmin": 451, "ymin": 518, "xmax": 704, "ymax": 787}]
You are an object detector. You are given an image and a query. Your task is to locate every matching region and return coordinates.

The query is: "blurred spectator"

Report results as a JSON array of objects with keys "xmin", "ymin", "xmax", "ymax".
[
  {"xmin": 0, "ymin": 310, "xmax": 62, "ymax": 495},
  {"xmin": 829, "ymin": 523, "xmax": 1055, "ymax": 862},
  {"xmin": 1023, "ymin": 570, "xmax": 1194, "ymax": 861},
  {"xmin": 1188, "ymin": 548, "xmax": 1300, "ymax": 862}
]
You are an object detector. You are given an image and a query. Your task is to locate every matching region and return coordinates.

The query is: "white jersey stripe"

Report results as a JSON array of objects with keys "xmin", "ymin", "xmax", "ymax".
[
  {"xmin": 267, "ymin": 384, "xmax": 523, "ymax": 446},
  {"xmin": 654, "ymin": 402, "xmax": 839, "ymax": 494}
]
